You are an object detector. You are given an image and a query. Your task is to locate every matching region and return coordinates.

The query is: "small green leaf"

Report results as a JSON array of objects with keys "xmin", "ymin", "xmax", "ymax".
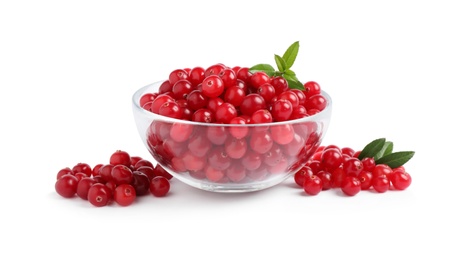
[
  {"xmin": 283, "ymin": 74, "xmax": 304, "ymax": 90},
  {"xmin": 358, "ymin": 138, "xmax": 386, "ymax": 160},
  {"xmin": 284, "ymin": 69, "xmax": 296, "ymax": 76},
  {"xmin": 374, "ymin": 141, "xmax": 393, "ymax": 161},
  {"xmin": 375, "ymin": 151, "xmax": 415, "ymax": 168},
  {"xmin": 282, "ymin": 41, "xmax": 299, "ymax": 69},
  {"xmin": 274, "ymin": 54, "xmax": 287, "ymax": 72},
  {"xmin": 249, "ymin": 63, "xmax": 276, "ymax": 77}
]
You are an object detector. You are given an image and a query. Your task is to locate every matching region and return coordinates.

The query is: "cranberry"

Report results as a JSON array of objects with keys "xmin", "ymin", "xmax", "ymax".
[
  {"xmin": 55, "ymin": 175, "xmax": 79, "ymax": 198},
  {"xmin": 131, "ymin": 171, "xmax": 151, "ymax": 196},
  {"xmin": 249, "ymin": 71, "xmax": 270, "ymax": 88},
  {"xmin": 316, "ymin": 170, "xmax": 333, "ymax": 190},
  {"xmin": 240, "ymin": 94, "xmax": 266, "ymax": 116},
  {"xmin": 271, "ymin": 99, "xmax": 293, "ymax": 121},
  {"xmin": 150, "ymin": 176, "xmax": 170, "ymax": 197},
  {"xmin": 88, "ymin": 183, "xmax": 112, "ymax": 207},
  {"xmin": 216, "ymin": 103, "xmax": 237, "ymax": 123},
  {"xmin": 72, "ymin": 163, "xmax": 92, "ymax": 177},
  {"xmin": 153, "ymin": 164, "xmax": 173, "ymax": 180},
  {"xmin": 57, "ymin": 167, "xmax": 73, "ymax": 179},
  {"xmin": 136, "ymin": 166, "xmax": 156, "ymax": 180},
  {"xmin": 303, "ymin": 175, "xmax": 323, "ymax": 195},
  {"xmin": 114, "ymin": 184, "xmax": 137, "ymax": 206},
  {"xmin": 189, "ymin": 67, "xmax": 206, "ymax": 86},
  {"xmin": 224, "ymin": 86, "xmax": 246, "ymax": 107},
  {"xmin": 170, "ymin": 122, "xmax": 194, "ymax": 142},
  {"xmin": 294, "ymin": 166, "xmax": 313, "ymax": 187},
  {"xmin": 303, "ymin": 81, "xmax": 321, "ymax": 97},
  {"xmin": 342, "ymin": 158, "xmax": 363, "ymax": 177},
  {"xmin": 358, "ymin": 170, "xmax": 373, "ymax": 190},
  {"xmin": 270, "ymin": 124, "xmax": 295, "ymax": 145},
  {"xmin": 133, "ymin": 159, "xmax": 154, "ymax": 169},
  {"xmin": 186, "ymin": 90, "xmax": 208, "ymax": 111},
  {"xmin": 110, "ymin": 150, "xmax": 131, "ymax": 168},
  {"xmin": 111, "ymin": 165, "xmax": 134, "ymax": 185},
  {"xmin": 76, "ymin": 177, "xmax": 97, "ymax": 200},
  {"xmin": 202, "ymin": 75, "xmax": 224, "ymax": 98},
  {"xmin": 226, "ymin": 164, "xmax": 246, "ymax": 183},
  {"xmin": 228, "ymin": 117, "xmax": 249, "ymax": 139},
  {"xmin": 372, "ymin": 175, "xmax": 390, "ymax": 193},
  {"xmin": 321, "ymin": 148, "xmax": 343, "ymax": 172},
  {"xmin": 98, "ymin": 164, "xmax": 114, "ymax": 182},
  {"xmin": 168, "ymin": 69, "xmax": 188, "ymax": 85},
  {"xmin": 341, "ymin": 176, "xmax": 361, "ymax": 196},
  {"xmin": 225, "ymin": 137, "xmax": 247, "ymax": 159},
  {"xmin": 219, "ymin": 68, "xmax": 237, "ymax": 88},
  {"xmin": 390, "ymin": 170, "xmax": 412, "ymax": 190},
  {"xmin": 172, "ymin": 80, "xmax": 193, "ymax": 99}
]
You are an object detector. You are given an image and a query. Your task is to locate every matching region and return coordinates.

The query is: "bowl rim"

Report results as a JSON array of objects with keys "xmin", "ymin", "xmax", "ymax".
[{"xmin": 132, "ymin": 80, "xmax": 332, "ymax": 127}]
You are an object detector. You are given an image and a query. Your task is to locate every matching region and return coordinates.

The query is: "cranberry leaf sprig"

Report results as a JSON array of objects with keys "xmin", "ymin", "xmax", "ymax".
[
  {"xmin": 357, "ymin": 138, "xmax": 415, "ymax": 168},
  {"xmin": 249, "ymin": 41, "xmax": 305, "ymax": 90}
]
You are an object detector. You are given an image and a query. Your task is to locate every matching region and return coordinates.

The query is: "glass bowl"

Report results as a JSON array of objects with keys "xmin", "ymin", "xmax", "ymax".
[{"xmin": 132, "ymin": 81, "xmax": 332, "ymax": 193}]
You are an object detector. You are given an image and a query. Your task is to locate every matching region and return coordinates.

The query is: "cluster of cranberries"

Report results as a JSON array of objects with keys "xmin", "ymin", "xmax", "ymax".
[
  {"xmin": 139, "ymin": 64, "xmax": 328, "ymax": 184},
  {"xmin": 54, "ymin": 150, "xmax": 172, "ymax": 207},
  {"xmin": 294, "ymin": 145, "xmax": 412, "ymax": 196},
  {"xmin": 140, "ymin": 64, "xmax": 327, "ymax": 122}
]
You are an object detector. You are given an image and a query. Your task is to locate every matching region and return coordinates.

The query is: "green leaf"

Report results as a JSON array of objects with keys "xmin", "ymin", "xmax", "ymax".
[
  {"xmin": 274, "ymin": 54, "xmax": 287, "ymax": 72},
  {"xmin": 283, "ymin": 74, "xmax": 304, "ymax": 90},
  {"xmin": 358, "ymin": 138, "xmax": 386, "ymax": 160},
  {"xmin": 374, "ymin": 141, "xmax": 393, "ymax": 161},
  {"xmin": 284, "ymin": 69, "xmax": 296, "ymax": 76},
  {"xmin": 282, "ymin": 41, "xmax": 299, "ymax": 69},
  {"xmin": 249, "ymin": 63, "xmax": 276, "ymax": 77},
  {"xmin": 375, "ymin": 151, "xmax": 415, "ymax": 168}
]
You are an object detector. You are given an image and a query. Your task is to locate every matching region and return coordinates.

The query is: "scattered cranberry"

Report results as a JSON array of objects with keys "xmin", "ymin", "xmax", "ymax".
[
  {"xmin": 295, "ymin": 144, "xmax": 413, "ymax": 196},
  {"xmin": 114, "ymin": 184, "xmax": 137, "ymax": 206},
  {"xmin": 303, "ymin": 175, "xmax": 323, "ymax": 195},
  {"xmin": 88, "ymin": 183, "xmax": 112, "ymax": 207},
  {"xmin": 150, "ymin": 176, "xmax": 170, "ymax": 197},
  {"xmin": 54, "ymin": 150, "xmax": 171, "ymax": 207},
  {"xmin": 55, "ymin": 175, "xmax": 79, "ymax": 198}
]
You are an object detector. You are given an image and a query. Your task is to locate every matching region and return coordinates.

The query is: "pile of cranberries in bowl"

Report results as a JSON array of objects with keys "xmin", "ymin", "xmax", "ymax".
[{"xmin": 132, "ymin": 64, "xmax": 332, "ymax": 192}]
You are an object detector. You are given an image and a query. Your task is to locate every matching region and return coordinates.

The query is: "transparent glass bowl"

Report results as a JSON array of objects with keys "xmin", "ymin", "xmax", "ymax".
[{"xmin": 132, "ymin": 81, "xmax": 332, "ymax": 193}]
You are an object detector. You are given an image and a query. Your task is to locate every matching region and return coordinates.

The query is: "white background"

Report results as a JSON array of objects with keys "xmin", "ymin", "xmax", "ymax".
[{"xmin": 1, "ymin": 0, "xmax": 465, "ymax": 259}]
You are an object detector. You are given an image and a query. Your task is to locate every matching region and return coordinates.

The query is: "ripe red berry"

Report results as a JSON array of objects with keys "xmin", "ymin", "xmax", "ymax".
[
  {"xmin": 321, "ymin": 148, "xmax": 343, "ymax": 172},
  {"xmin": 341, "ymin": 176, "xmax": 361, "ymax": 196},
  {"xmin": 202, "ymin": 75, "xmax": 224, "ymax": 98},
  {"xmin": 131, "ymin": 171, "xmax": 151, "ymax": 195},
  {"xmin": 150, "ymin": 176, "xmax": 170, "ymax": 197},
  {"xmin": 294, "ymin": 166, "xmax": 313, "ymax": 187},
  {"xmin": 57, "ymin": 167, "xmax": 73, "ymax": 179},
  {"xmin": 372, "ymin": 175, "xmax": 390, "ymax": 193},
  {"xmin": 72, "ymin": 163, "xmax": 92, "ymax": 177},
  {"xmin": 76, "ymin": 177, "xmax": 97, "ymax": 200},
  {"xmin": 88, "ymin": 183, "xmax": 112, "ymax": 207},
  {"xmin": 390, "ymin": 170, "xmax": 412, "ymax": 190},
  {"xmin": 249, "ymin": 71, "xmax": 270, "ymax": 89},
  {"xmin": 110, "ymin": 150, "xmax": 131, "ymax": 168},
  {"xmin": 303, "ymin": 175, "xmax": 323, "ymax": 195},
  {"xmin": 114, "ymin": 184, "xmax": 137, "ymax": 206},
  {"xmin": 55, "ymin": 175, "xmax": 79, "ymax": 198},
  {"xmin": 111, "ymin": 165, "xmax": 134, "ymax": 185}
]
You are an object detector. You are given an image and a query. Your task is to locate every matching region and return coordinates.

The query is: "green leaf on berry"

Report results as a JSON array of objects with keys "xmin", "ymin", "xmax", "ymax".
[
  {"xmin": 283, "ymin": 73, "xmax": 304, "ymax": 90},
  {"xmin": 357, "ymin": 138, "xmax": 386, "ymax": 160},
  {"xmin": 282, "ymin": 41, "xmax": 299, "ymax": 69},
  {"xmin": 249, "ymin": 41, "xmax": 305, "ymax": 90},
  {"xmin": 274, "ymin": 54, "xmax": 287, "ymax": 72},
  {"xmin": 375, "ymin": 151, "xmax": 415, "ymax": 168},
  {"xmin": 374, "ymin": 141, "xmax": 393, "ymax": 161},
  {"xmin": 249, "ymin": 64, "xmax": 275, "ymax": 77}
]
